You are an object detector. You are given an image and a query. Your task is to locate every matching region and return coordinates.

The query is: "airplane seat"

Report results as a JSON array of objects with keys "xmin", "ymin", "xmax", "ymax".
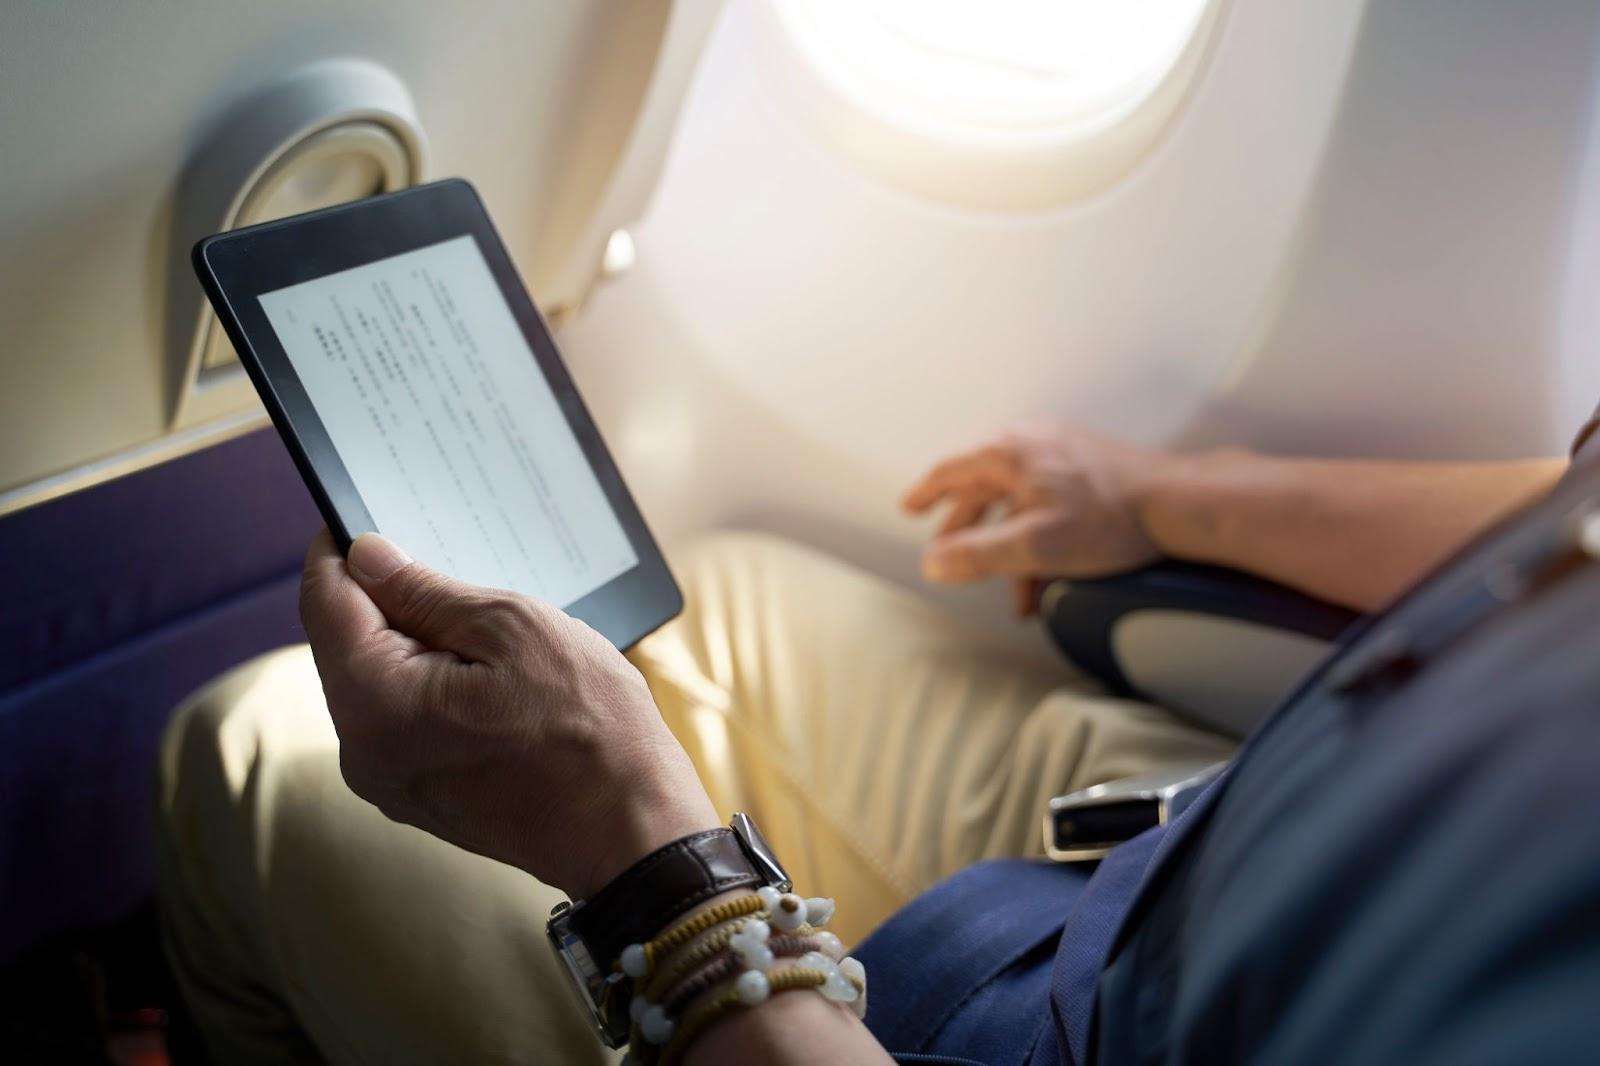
[
  {"xmin": 1039, "ymin": 564, "xmax": 1364, "ymax": 740},
  {"xmin": 0, "ymin": 429, "xmax": 319, "ymax": 961}
]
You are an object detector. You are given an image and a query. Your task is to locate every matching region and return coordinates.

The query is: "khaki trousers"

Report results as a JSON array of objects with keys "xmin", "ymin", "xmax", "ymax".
[{"xmin": 156, "ymin": 532, "xmax": 1232, "ymax": 1065}]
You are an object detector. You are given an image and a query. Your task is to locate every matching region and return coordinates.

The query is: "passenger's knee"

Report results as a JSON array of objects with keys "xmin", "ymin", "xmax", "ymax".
[{"xmin": 156, "ymin": 645, "xmax": 327, "ymax": 818}]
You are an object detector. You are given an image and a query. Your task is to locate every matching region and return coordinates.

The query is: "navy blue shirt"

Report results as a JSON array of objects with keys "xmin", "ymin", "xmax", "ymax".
[{"xmin": 1088, "ymin": 452, "xmax": 1600, "ymax": 1063}]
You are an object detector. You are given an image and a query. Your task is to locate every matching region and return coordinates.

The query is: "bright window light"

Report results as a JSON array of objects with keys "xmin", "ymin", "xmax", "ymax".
[
  {"xmin": 775, "ymin": 0, "xmax": 1214, "ymax": 142},
  {"xmin": 760, "ymin": 0, "xmax": 1221, "ymax": 208}
]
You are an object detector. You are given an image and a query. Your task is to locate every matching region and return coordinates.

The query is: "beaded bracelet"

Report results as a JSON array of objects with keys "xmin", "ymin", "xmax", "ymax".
[
  {"xmin": 662, "ymin": 934, "xmax": 823, "ymax": 1017},
  {"xmin": 622, "ymin": 885, "xmax": 867, "ymax": 1062},
  {"xmin": 618, "ymin": 894, "xmax": 767, "ymax": 982},
  {"xmin": 621, "ymin": 885, "xmax": 835, "ymax": 993},
  {"xmin": 630, "ymin": 912, "xmax": 822, "ymax": 1047},
  {"xmin": 630, "ymin": 920, "xmax": 833, "ymax": 1044},
  {"xmin": 655, "ymin": 963, "xmax": 867, "ymax": 1066},
  {"xmin": 642, "ymin": 915, "xmax": 765, "ymax": 1003}
]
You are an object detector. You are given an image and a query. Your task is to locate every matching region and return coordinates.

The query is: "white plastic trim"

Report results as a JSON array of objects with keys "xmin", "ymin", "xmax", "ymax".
[{"xmin": 168, "ymin": 58, "xmax": 428, "ymax": 432}]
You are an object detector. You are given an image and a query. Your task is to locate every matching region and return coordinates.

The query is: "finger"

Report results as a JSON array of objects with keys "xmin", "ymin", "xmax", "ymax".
[
  {"xmin": 901, "ymin": 446, "xmax": 1020, "ymax": 514},
  {"xmin": 300, "ymin": 530, "xmax": 424, "ymax": 717},
  {"xmin": 937, "ymin": 491, "xmax": 1000, "ymax": 537},
  {"xmin": 901, "ymin": 448, "xmax": 1013, "ymax": 513},
  {"xmin": 921, "ymin": 510, "xmax": 1058, "ymax": 583},
  {"xmin": 345, "ymin": 532, "xmax": 537, "ymax": 661},
  {"xmin": 300, "ymin": 528, "xmax": 401, "ymax": 658},
  {"xmin": 1012, "ymin": 577, "xmax": 1042, "ymax": 619}
]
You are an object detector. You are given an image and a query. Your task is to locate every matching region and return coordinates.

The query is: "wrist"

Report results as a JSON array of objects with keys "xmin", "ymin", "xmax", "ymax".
[
  {"xmin": 546, "ymin": 812, "xmax": 800, "ymax": 1050},
  {"xmin": 1131, "ymin": 445, "xmax": 1257, "ymax": 564},
  {"xmin": 682, "ymin": 974, "xmax": 875, "ymax": 1066},
  {"xmin": 569, "ymin": 771, "xmax": 721, "ymax": 901}
]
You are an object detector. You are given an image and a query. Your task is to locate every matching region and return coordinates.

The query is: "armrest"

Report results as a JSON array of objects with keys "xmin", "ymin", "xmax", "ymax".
[{"xmin": 1041, "ymin": 562, "xmax": 1364, "ymax": 739}]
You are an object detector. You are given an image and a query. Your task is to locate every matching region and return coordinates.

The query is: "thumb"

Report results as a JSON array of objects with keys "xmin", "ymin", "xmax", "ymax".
[
  {"xmin": 922, "ymin": 511, "xmax": 1055, "ymax": 583},
  {"xmin": 346, "ymin": 532, "xmax": 482, "ymax": 651}
]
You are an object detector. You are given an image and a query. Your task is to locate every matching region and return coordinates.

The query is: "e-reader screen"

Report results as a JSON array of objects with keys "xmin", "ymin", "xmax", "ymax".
[{"xmin": 256, "ymin": 234, "xmax": 637, "ymax": 609}]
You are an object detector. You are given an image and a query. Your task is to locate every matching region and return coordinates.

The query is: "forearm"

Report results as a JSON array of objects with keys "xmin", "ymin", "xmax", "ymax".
[
  {"xmin": 316, "ymin": 533, "xmax": 891, "ymax": 1062},
  {"xmin": 1135, "ymin": 450, "xmax": 1564, "ymax": 611}
]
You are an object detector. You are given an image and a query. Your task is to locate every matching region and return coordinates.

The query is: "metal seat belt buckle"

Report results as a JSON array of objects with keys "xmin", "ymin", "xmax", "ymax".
[{"xmin": 1043, "ymin": 761, "xmax": 1228, "ymax": 862}]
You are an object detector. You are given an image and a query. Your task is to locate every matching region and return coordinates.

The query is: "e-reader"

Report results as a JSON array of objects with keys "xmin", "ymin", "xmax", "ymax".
[{"xmin": 193, "ymin": 178, "xmax": 680, "ymax": 649}]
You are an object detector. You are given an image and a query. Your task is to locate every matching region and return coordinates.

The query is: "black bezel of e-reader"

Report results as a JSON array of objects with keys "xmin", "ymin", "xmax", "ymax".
[{"xmin": 192, "ymin": 178, "xmax": 681, "ymax": 650}]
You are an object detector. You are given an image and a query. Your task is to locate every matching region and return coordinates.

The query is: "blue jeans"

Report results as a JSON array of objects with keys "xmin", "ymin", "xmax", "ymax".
[{"xmin": 858, "ymin": 860, "xmax": 1090, "ymax": 1066}]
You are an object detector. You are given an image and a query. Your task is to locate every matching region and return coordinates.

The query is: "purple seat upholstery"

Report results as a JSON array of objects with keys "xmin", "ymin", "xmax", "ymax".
[{"xmin": 0, "ymin": 429, "xmax": 320, "ymax": 961}]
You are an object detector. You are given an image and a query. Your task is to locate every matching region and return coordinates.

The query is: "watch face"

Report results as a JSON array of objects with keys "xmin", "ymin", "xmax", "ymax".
[{"xmin": 548, "ymin": 910, "xmax": 630, "ymax": 1047}]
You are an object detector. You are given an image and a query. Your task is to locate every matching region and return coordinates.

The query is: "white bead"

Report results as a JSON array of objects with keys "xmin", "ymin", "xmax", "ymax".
[
  {"xmin": 629, "ymin": 995, "xmax": 650, "ymax": 1024},
  {"xmin": 839, "ymin": 957, "xmax": 868, "ymax": 1019},
  {"xmin": 803, "ymin": 897, "xmax": 835, "ymax": 928},
  {"xmin": 814, "ymin": 930, "xmax": 844, "ymax": 961},
  {"xmin": 771, "ymin": 892, "xmax": 807, "ymax": 932},
  {"xmin": 740, "ymin": 943, "xmax": 775, "ymax": 971},
  {"xmin": 798, "ymin": 951, "xmax": 837, "ymax": 974},
  {"xmin": 820, "ymin": 970, "xmax": 859, "ymax": 1004},
  {"xmin": 730, "ymin": 919, "xmax": 775, "ymax": 970},
  {"xmin": 735, "ymin": 968, "xmax": 772, "ymax": 1005},
  {"xmin": 640, "ymin": 1005, "xmax": 674, "ymax": 1045},
  {"xmin": 756, "ymin": 885, "xmax": 782, "ymax": 910},
  {"xmin": 620, "ymin": 944, "xmax": 648, "ymax": 978}
]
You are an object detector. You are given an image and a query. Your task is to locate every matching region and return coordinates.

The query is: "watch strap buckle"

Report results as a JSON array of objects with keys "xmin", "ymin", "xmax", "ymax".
[{"xmin": 730, "ymin": 811, "xmax": 791, "ymax": 892}]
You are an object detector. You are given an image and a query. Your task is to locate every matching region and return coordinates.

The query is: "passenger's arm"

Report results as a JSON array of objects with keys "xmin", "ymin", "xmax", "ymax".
[
  {"xmin": 1134, "ymin": 449, "xmax": 1563, "ymax": 611},
  {"xmin": 903, "ymin": 424, "xmax": 1563, "ymax": 613},
  {"xmin": 298, "ymin": 530, "xmax": 893, "ymax": 1065}
]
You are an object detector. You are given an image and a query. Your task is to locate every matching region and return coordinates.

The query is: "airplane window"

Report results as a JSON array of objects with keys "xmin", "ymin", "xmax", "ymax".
[{"xmin": 762, "ymin": 0, "xmax": 1221, "ymax": 210}]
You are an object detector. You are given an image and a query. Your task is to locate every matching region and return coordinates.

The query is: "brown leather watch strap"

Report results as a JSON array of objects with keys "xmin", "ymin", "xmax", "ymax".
[{"xmin": 569, "ymin": 828, "xmax": 764, "ymax": 970}]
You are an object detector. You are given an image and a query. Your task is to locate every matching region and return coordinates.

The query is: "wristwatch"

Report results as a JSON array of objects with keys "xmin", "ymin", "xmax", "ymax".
[{"xmin": 547, "ymin": 813, "xmax": 791, "ymax": 1047}]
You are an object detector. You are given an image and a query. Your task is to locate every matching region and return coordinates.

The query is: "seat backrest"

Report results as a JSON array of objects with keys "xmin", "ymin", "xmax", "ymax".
[{"xmin": 0, "ymin": 429, "xmax": 317, "ymax": 960}]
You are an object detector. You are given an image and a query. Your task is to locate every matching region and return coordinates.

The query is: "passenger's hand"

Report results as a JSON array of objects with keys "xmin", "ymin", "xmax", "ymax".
[
  {"xmin": 902, "ymin": 423, "xmax": 1166, "ymax": 614},
  {"xmin": 297, "ymin": 529, "xmax": 718, "ymax": 899}
]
